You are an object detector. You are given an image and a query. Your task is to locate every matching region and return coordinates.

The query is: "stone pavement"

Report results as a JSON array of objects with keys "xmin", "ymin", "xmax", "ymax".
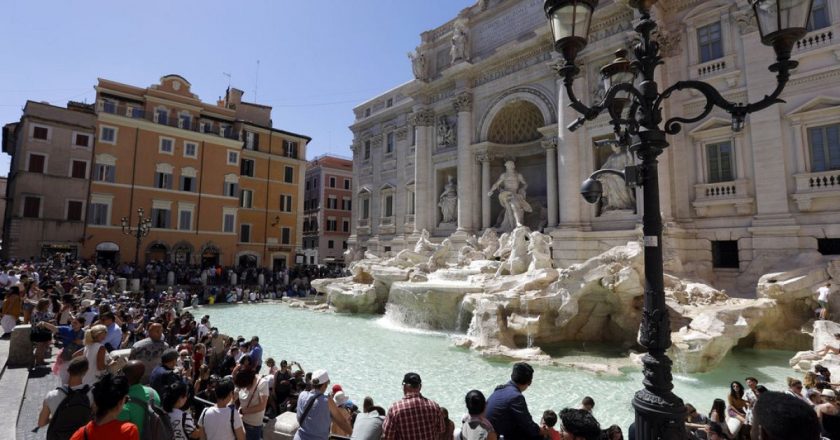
[{"xmin": 14, "ymin": 353, "xmax": 59, "ymax": 440}]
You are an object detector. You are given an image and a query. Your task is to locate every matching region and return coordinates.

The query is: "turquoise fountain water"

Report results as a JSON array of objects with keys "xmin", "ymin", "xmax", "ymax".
[{"xmin": 207, "ymin": 303, "xmax": 795, "ymax": 429}]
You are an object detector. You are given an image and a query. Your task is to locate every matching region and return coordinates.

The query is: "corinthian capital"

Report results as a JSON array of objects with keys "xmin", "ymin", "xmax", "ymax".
[
  {"xmin": 541, "ymin": 137, "xmax": 558, "ymax": 150},
  {"xmin": 453, "ymin": 92, "xmax": 473, "ymax": 113},
  {"xmin": 409, "ymin": 108, "xmax": 436, "ymax": 127}
]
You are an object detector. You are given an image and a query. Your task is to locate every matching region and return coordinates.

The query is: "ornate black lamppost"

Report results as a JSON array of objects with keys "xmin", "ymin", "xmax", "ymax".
[
  {"xmin": 121, "ymin": 208, "xmax": 152, "ymax": 267},
  {"xmin": 544, "ymin": 0, "xmax": 814, "ymax": 438}
]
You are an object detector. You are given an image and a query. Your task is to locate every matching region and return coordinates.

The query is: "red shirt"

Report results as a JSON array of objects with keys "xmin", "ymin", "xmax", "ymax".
[
  {"xmin": 70, "ymin": 420, "xmax": 139, "ymax": 440},
  {"xmin": 383, "ymin": 392, "xmax": 445, "ymax": 440}
]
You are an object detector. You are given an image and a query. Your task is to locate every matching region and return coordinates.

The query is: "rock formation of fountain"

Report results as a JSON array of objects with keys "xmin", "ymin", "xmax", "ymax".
[{"xmin": 313, "ymin": 228, "xmax": 839, "ymax": 373}]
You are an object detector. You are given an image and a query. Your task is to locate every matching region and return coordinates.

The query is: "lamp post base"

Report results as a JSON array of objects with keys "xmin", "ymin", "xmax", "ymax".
[{"xmin": 632, "ymin": 352, "xmax": 686, "ymax": 439}]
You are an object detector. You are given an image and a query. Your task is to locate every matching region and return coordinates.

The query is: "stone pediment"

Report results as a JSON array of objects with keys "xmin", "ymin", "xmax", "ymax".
[
  {"xmin": 688, "ymin": 116, "xmax": 732, "ymax": 139},
  {"xmin": 786, "ymin": 96, "xmax": 840, "ymax": 117}
]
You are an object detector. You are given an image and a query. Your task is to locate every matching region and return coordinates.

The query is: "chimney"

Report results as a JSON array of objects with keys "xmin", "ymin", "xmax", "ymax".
[{"xmin": 227, "ymin": 88, "xmax": 245, "ymax": 107}]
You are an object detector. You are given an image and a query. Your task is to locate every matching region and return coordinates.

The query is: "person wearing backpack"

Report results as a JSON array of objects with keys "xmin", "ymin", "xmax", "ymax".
[
  {"xmin": 197, "ymin": 378, "xmax": 246, "ymax": 440},
  {"xmin": 118, "ymin": 361, "xmax": 164, "ymax": 438},
  {"xmin": 69, "ymin": 373, "xmax": 138, "ymax": 440},
  {"xmin": 37, "ymin": 357, "xmax": 92, "ymax": 440}
]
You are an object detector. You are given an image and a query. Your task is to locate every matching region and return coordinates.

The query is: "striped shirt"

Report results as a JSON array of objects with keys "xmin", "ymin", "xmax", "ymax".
[{"xmin": 383, "ymin": 392, "xmax": 444, "ymax": 440}]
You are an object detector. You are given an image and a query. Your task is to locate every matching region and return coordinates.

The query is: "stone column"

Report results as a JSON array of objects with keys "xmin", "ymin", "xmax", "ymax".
[
  {"xmin": 454, "ymin": 92, "xmax": 475, "ymax": 234},
  {"xmin": 410, "ymin": 108, "xmax": 436, "ymax": 234},
  {"xmin": 542, "ymin": 137, "xmax": 559, "ymax": 228},
  {"xmin": 556, "ymin": 74, "xmax": 583, "ymax": 227},
  {"xmin": 479, "ymin": 153, "xmax": 491, "ymax": 229}
]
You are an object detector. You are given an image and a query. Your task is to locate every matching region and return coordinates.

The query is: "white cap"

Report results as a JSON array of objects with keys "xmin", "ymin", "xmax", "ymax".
[
  {"xmin": 311, "ymin": 369, "xmax": 330, "ymax": 386},
  {"xmin": 334, "ymin": 391, "xmax": 349, "ymax": 406}
]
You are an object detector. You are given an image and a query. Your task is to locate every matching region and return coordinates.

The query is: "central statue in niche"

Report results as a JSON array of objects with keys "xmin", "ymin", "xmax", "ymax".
[
  {"xmin": 438, "ymin": 175, "xmax": 458, "ymax": 225},
  {"xmin": 488, "ymin": 160, "xmax": 532, "ymax": 232}
]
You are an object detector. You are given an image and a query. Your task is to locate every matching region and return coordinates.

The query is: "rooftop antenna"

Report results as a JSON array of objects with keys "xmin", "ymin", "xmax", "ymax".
[
  {"xmin": 223, "ymin": 72, "xmax": 232, "ymax": 90},
  {"xmin": 254, "ymin": 60, "xmax": 260, "ymax": 102}
]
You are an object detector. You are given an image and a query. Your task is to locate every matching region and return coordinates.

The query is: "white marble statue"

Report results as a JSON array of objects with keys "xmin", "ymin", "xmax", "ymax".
[
  {"xmin": 392, "ymin": 229, "xmax": 439, "ymax": 267},
  {"xmin": 343, "ymin": 245, "xmax": 357, "ymax": 266},
  {"xmin": 488, "ymin": 160, "xmax": 533, "ymax": 232},
  {"xmin": 408, "ymin": 47, "xmax": 427, "ymax": 81},
  {"xmin": 496, "ymin": 227, "xmax": 530, "ymax": 276},
  {"xmin": 437, "ymin": 115, "xmax": 456, "ymax": 148},
  {"xmin": 478, "ymin": 228, "xmax": 500, "ymax": 258},
  {"xmin": 528, "ymin": 231, "xmax": 553, "ymax": 271},
  {"xmin": 450, "ymin": 18, "xmax": 469, "ymax": 63},
  {"xmin": 438, "ymin": 175, "xmax": 458, "ymax": 225},
  {"xmin": 427, "ymin": 238, "xmax": 453, "ymax": 271},
  {"xmin": 598, "ymin": 143, "xmax": 636, "ymax": 213}
]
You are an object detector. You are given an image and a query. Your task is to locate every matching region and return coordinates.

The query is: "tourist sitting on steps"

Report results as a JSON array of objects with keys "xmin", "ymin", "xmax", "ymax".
[
  {"xmin": 69, "ymin": 373, "xmax": 139, "ymax": 440},
  {"xmin": 37, "ymin": 357, "xmax": 91, "ymax": 440},
  {"xmin": 750, "ymin": 391, "xmax": 821, "ymax": 440}
]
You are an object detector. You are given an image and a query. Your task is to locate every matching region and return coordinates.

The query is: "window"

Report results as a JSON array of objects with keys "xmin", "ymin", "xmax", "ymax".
[
  {"xmin": 32, "ymin": 125, "xmax": 49, "ymax": 140},
  {"xmin": 364, "ymin": 141, "xmax": 371, "ymax": 160},
  {"xmin": 71, "ymin": 160, "xmax": 87, "ymax": 179},
  {"xmin": 88, "ymin": 203, "xmax": 109, "ymax": 225},
  {"xmin": 155, "ymin": 172, "xmax": 173, "ymax": 189},
  {"xmin": 808, "ymin": 0, "xmax": 830, "ymax": 31},
  {"xmin": 344, "ymin": 179, "xmax": 351, "ymax": 190},
  {"xmin": 365, "ymin": 108, "xmax": 371, "ymax": 117},
  {"xmin": 240, "ymin": 189, "xmax": 253, "ymax": 208},
  {"xmin": 283, "ymin": 140, "xmax": 298, "ymax": 158},
  {"xmin": 102, "ymin": 99, "xmax": 117, "ymax": 114},
  {"xmin": 384, "ymin": 194, "xmax": 394, "ymax": 217},
  {"xmin": 100, "ymin": 126, "xmax": 116, "ymax": 144},
  {"xmin": 227, "ymin": 150, "xmax": 239, "ymax": 165},
  {"xmin": 697, "ymin": 22, "xmax": 723, "ymax": 62},
  {"xmin": 281, "ymin": 227, "xmax": 291, "ymax": 245},
  {"xmin": 342, "ymin": 199, "xmax": 352, "ymax": 211},
  {"xmin": 180, "ymin": 176, "xmax": 195, "ymax": 192},
  {"xmin": 328, "ymin": 240, "xmax": 335, "ymax": 249},
  {"xmin": 223, "ymin": 213, "xmax": 235, "ymax": 233},
  {"xmin": 179, "ymin": 113, "xmax": 192, "ymax": 130},
  {"xmin": 343, "ymin": 241, "xmax": 348, "ymax": 250},
  {"xmin": 155, "ymin": 108, "xmax": 169, "ymax": 125},
  {"xmin": 408, "ymin": 191, "xmax": 416, "ymax": 215},
  {"xmin": 241, "ymin": 159, "xmax": 255, "ymax": 177},
  {"xmin": 712, "ymin": 240, "xmax": 739, "ymax": 269},
  {"xmin": 411, "ymin": 126, "xmax": 416, "ymax": 146},
  {"xmin": 159, "ymin": 138, "xmax": 174, "ymax": 154},
  {"xmin": 23, "ymin": 196, "xmax": 41, "ymax": 218},
  {"xmin": 184, "ymin": 142, "xmax": 197, "ymax": 158},
  {"xmin": 387, "ymin": 98, "xmax": 393, "ymax": 108},
  {"xmin": 28, "ymin": 153, "xmax": 46, "ymax": 173},
  {"xmin": 244, "ymin": 131, "xmax": 259, "ymax": 150},
  {"xmin": 224, "ymin": 181, "xmax": 239, "ymax": 197},
  {"xmin": 706, "ymin": 141, "xmax": 735, "ymax": 183},
  {"xmin": 94, "ymin": 164, "xmax": 116, "ymax": 182},
  {"xmin": 240, "ymin": 224, "xmax": 251, "ymax": 243},
  {"xmin": 818, "ymin": 238, "xmax": 840, "ymax": 255},
  {"xmin": 328, "ymin": 197, "xmax": 337, "ymax": 209},
  {"xmin": 342, "ymin": 220, "xmax": 349, "ymax": 232},
  {"xmin": 67, "ymin": 201, "xmax": 84, "ymax": 221},
  {"xmin": 152, "ymin": 208, "xmax": 171, "ymax": 228},
  {"xmin": 362, "ymin": 198, "xmax": 370, "ymax": 219},
  {"xmin": 129, "ymin": 106, "xmax": 144, "ymax": 118},
  {"xmin": 386, "ymin": 132, "xmax": 395, "ymax": 154},
  {"xmin": 284, "ymin": 166, "xmax": 294, "ymax": 183},
  {"xmin": 74, "ymin": 133, "xmax": 90, "ymax": 147},
  {"xmin": 327, "ymin": 219, "xmax": 337, "ymax": 231},
  {"xmin": 808, "ymin": 124, "xmax": 840, "ymax": 172},
  {"xmin": 280, "ymin": 194, "xmax": 293, "ymax": 212},
  {"xmin": 329, "ymin": 177, "xmax": 336, "ymax": 188},
  {"xmin": 179, "ymin": 210, "xmax": 192, "ymax": 231}
]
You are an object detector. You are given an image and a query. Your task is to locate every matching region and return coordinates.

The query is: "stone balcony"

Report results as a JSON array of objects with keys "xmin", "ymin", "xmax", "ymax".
[
  {"xmin": 792, "ymin": 169, "xmax": 840, "ymax": 211},
  {"xmin": 379, "ymin": 216, "xmax": 396, "ymax": 234},
  {"xmin": 692, "ymin": 179, "xmax": 753, "ymax": 217},
  {"xmin": 404, "ymin": 214, "xmax": 415, "ymax": 231},
  {"xmin": 357, "ymin": 219, "xmax": 370, "ymax": 235}
]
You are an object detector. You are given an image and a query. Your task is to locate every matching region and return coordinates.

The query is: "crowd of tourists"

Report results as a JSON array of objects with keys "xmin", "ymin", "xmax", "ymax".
[{"xmin": 0, "ymin": 255, "xmax": 832, "ymax": 440}]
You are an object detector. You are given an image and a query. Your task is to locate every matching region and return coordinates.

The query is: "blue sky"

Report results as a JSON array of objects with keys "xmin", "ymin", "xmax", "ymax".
[{"xmin": 0, "ymin": 0, "xmax": 473, "ymax": 175}]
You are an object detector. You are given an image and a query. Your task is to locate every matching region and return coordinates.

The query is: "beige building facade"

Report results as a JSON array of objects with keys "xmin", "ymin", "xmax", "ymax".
[
  {"xmin": 2, "ymin": 101, "xmax": 96, "ymax": 259},
  {"xmin": 350, "ymin": 0, "xmax": 840, "ymax": 294}
]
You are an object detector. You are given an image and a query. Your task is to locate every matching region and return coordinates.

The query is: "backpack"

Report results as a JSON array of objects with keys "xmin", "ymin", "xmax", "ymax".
[
  {"xmin": 128, "ymin": 393, "xmax": 175, "ymax": 440},
  {"xmin": 46, "ymin": 385, "xmax": 91, "ymax": 440}
]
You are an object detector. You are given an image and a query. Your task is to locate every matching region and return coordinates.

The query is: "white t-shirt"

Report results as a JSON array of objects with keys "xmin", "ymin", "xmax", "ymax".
[
  {"xmin": 198, "ymin": 406, "xmax": 244, "ymax": 440},
  {"xmin": 43, "ymin": 384, "xmax": 91, "ymax": 415},
  {"xmin": 169, "ymin": 408, "xmax": 196, "ymax": 440},
  {"xmin": 237, "ymin": 377, "xmax": 270, "ymax": 426},
  {"xmin": 819, "ymin": 286, "xmax": 831, "ymax": 302}
]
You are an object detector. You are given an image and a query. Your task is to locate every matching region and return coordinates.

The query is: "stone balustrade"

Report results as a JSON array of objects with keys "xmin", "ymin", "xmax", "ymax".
[
  {"xmin": 692, "ymin": 179, "xmax": 753, "ymax": 217},
  {"xmin": 793, "ymin": 169, "xmax": 840, "ymax": 211}
]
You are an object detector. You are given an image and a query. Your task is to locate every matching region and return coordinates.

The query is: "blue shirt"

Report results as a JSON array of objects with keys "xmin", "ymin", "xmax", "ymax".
[
  {"xmin": 294, "ymin": 390, "xmax": 330, "ymax": 440},
  {"xmin": 104, "ymin": 322, "xmax": 122, "ymax": 350},
  {"xmin": 485, "ymin": 381, "xmax": 542, "ymax": 440},
  {"xmin": 249, "ymin": 344, "xmax": 263, "ymax": 368}
]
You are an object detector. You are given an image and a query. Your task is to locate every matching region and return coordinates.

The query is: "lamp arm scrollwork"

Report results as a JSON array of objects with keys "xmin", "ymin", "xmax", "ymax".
[{"xmin": 564, "ymin": 78, "xmax": 646, "ymax": 132}]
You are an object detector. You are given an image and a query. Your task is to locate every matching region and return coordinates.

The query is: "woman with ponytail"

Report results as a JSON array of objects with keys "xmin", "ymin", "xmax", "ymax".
[
  {"xmin": 77, "ymin": 324, "xmax": 108, "ymax": 386},
  {"xmin": 70, "ymin": 373, "xmax": 138, "ymax": 440}
]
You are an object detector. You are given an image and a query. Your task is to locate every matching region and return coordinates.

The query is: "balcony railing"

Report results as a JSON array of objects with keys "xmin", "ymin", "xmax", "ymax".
[
  {"xmin": 692, "ymin": 179, "xmax": 753, "ymax": 216},
  {"xmin": 358, "ymin": 219, "xmax": 370, "ymax": 228},
  {"xmin": 98, "ymin": 101, "xmax": 241, "ymax": 140},
  {"xmin": 694, "ymin": 179, "xmax": 750, "ymax": 200},
  {"xmin": 795, "ymin": 169, "xmax": 840, "ymax": 192}
]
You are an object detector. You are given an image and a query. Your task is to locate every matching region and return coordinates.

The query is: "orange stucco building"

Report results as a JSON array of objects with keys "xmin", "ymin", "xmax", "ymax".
[{"xmin": 83, "ymin": 75, "xmax": 308, "ymax": 269}]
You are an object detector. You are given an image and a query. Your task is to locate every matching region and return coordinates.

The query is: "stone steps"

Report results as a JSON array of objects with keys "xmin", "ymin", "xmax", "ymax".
[{"xmin": 0, "ymin": 337, "xmax": 31, "ymax": 440}]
